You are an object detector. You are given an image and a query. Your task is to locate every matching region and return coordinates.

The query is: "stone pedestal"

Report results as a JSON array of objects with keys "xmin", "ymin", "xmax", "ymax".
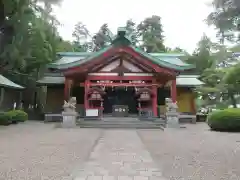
[
  {"xmin": 61, "ymin": 111, "xmax": 78, "ymax": 128},
  {"xmin": 165, "ymin": 98, "xmax": 179, "ymax": 128},
  {"xmin": 61, "ymin": 97, "xmax": 78, "ymax": 128},
  {"xmin": 166, "ymin": 112, "xmax": 179, "ymax": 128}
]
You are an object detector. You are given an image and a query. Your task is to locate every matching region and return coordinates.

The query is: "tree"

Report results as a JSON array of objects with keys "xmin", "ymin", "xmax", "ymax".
[
  {"xmin": 125, "ymin": 19, "xmax": 138, "ymax": 45},
  {"xmin": 72, "ymin": 22, "xmax": 92, "ymax": 52},
  {"xmin": 186, "ymin": 35, "xmax": 215, "ymax": 75},
  {"xmin": 56, "ymin": 39, "xmax": 74, "ymax": 52},
  {"xmin": 224, "ymin": 63, "xmax": 240, "ymax": 107},
  {"xmin": 92, "ymin": 23, "xmax": 113, "ymax": 51},
  {"xmin": 0, "ymin": 0, "xmax": 62, "ymax": 86},
  {"xmin": 137, "ymin": 15, "xmax": 165, "ymax": 53},
  {"xmin": 166, "ymin": 47, "xmax": 188, "ymax": 54},
  {"xmin": 207, "ymin": 0, "xmax": 240, "ymax": 42},
  {"xmin": 192, "ymin": 40, "xmax": 240, "ymax": 107}
]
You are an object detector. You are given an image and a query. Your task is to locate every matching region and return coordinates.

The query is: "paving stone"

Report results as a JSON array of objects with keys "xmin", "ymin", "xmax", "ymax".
[
  {"xmin": 118, "ymin": 176, "xmax": 133, "ymax": 180},
  {"xmin": 133, "ymin": 176, "xmax": 148, "ymax": 180},
  {"xmin": 102, "ymin": 176, "xmax": 115, "ymax": 180},
  {"xmin": 87, "ymin": 176, "xmax": 103, "ymax": 180},
  {"xmin": 74, "ymin": 130, "xmax": 166, "ymax": 179}
]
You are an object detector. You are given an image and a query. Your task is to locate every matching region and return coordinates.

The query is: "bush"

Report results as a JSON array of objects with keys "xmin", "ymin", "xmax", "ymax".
[
  {"xmin": 0, "ymin": 112, "xmax": 12, "ymax": 125},
  {"xmin": 6, "ymin": 110, "xmax": 28, "ymax": 123},
  {"xmin": 207, "ymin": 108, "xmax": 240, "ymax": 132}
]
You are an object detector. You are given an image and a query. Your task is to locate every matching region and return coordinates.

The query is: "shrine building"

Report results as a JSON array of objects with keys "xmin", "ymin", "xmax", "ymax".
[{"xmin": 37, "ymin": 28, "xmax": 203, "ymax": 118}]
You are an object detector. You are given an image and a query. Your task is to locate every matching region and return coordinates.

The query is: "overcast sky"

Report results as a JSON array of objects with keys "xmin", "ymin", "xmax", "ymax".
[{"xmin": 53, "ymin": 0, "xmax": 217, "ymax": 53}]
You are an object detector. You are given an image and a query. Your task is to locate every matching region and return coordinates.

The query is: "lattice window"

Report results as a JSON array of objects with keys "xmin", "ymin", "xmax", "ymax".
[
  {"xmin": 90, "ymin": 91, "xmax": 101, "ymax": 99},
  {"xmin": 140, "ymin": 92, "xmax": 150, "ymax": 100}
]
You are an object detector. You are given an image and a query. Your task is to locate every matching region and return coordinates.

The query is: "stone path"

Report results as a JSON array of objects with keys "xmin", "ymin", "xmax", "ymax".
[{"xmin": 73, "ymin": 130, "xmax": 166, "ymax": 180}]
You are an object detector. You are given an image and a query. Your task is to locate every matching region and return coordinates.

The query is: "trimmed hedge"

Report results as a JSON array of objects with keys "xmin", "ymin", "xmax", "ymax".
[
  {"xmin": 0, "ymin": 110, "xmax": 28, "ymax": 125},
  {"xmin": 207, "ymin": 108, "xmax": 240, "ymax": 132},
  {"xmin": 0, "ymin": 113, "xmax": 12, "ymax": 125},
  {"xmin": 6, "ymin": 110, "xmax": 28, "ymax": 122}
]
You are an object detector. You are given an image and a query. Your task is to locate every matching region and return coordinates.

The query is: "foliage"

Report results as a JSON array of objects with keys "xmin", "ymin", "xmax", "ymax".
[
  {"xmin": 187, "ymin": 32, "xmax": 240, "ymax": 108},
  {"xmin": 166, "ymin": 47, "xmax": 188, "ymax": 54},
  {"xmin": 72, "ymin": 22, "xmax": 92, "ymax": 52},
  {"xmin": 92, "ymin": 23, "xmax": 113, "ymax": 51},
  {"xmin": 0, "ymin": 113, "xmax": 12, "ymax": 125},
  {"xmin": 71, "ymin": 15, "xmax": 166, "ymax": 53},
  {"xmin": 0, "ymin": 0, "xmax": 63, "ymax": 85},
  {"xmin": 186, "ymin": 35, "xmax": 216, "ymax": 74},
  {"xmin": 125, "ymin": 19, "xmax": 138, "ymax": 46},
  {"xmin": 207, "ymin": 108, "xmax": 240, "ymax": 132},
  {"xmin": 5, "ymin": 110, "xmax": 28, "ymax": 122},
  {"xmin": 137, "ymin": 15, "xmax": 165, "ymax": 53},
  {"xmin": 56, "ymin": 39, "xmax": 74, "ymax": 52},
  {"xmin": 207, "ymin": 0, "xmax": 240, "ymax": 42},
  {"xmin": 224, "ymin": 63, "xmax": 240, "ymax": 89}
]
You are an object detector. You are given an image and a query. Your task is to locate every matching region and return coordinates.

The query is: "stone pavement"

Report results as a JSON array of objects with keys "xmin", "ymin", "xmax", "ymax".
[{"xmin": 73, "ymin": 130, "xmax": 166, "ymax": 180}]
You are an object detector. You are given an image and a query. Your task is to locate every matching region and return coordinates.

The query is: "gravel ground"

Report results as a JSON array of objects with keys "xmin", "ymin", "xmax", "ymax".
[
  {"xmin": 0, "ymin": 122, "xmax": 102, "ymax": 180},
  {"xmin": 1, "ymin": 122, "xmax": 240, "ymax": 180},
  {"xmin": 138, "ymin": 123, "xmax": 240, "ymax": 180}
]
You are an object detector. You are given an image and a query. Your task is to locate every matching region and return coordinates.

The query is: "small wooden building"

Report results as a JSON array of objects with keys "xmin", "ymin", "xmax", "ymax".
[
  {"xmin": 37, "ymin": 28, "xmax": 203, "ymax": 118},
  {"xmin": 0, "ymin": 74, "xmax": 24, "ymax": 110}
]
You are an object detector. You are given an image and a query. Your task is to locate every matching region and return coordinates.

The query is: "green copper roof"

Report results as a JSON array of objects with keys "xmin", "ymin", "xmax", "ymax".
[
  {"xmin": 0, "ymin": 74, "xmax": 24, "ymax": 89},
  {"xmin": 49, "ymin": 45, "xmax": 114, "ymax": 69},
  {"xmin": 177, "ymin": 75, "xmax": 204, "ymax": 86},
  {"xmin": 37, "ymin": 76, "xmax": 65, "ymax": 85},
  {"xmin": 48, "ymin": 28, "xmax": 195, "ymax": 71}
]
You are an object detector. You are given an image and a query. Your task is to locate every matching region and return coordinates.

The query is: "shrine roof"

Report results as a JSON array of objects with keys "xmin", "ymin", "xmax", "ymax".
[
  {"xmin": 176, "ymin": 75, "xmax": 204, "ymax": 86},
  {"xmin": 48, "ymin": 28, "xmax": 195, "ymax": 71},
  {"xmin": 49, "ymin": 51, "xmax": 194, "ymax": 71},
  {"xmin": 37, "ymin": 75, "xmax": 204, "ymax": 87},
  {"xmin": 0, "ymin": 74, "xmax": 24, "ymax": 89}
]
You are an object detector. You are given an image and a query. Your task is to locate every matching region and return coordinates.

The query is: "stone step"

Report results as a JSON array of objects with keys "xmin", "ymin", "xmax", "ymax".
[
  {"xmin": 77, "ymin": 119, "xmax": 165, "ymax": 129},
  {"xmin": 78, "ymin": 121, "xmax": 165, "ymax": 125},
  {"xmin": 78, "ymin": 124, "xmax": 164, "ymax": 129}
]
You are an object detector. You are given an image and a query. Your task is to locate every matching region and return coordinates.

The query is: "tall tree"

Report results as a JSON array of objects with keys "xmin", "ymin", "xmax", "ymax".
[
  {"xmin": 137, "ymin": 15, "xmax": 165, "ymax": 53},
  {"xmin": 207, "ymin": 0, "xmax": 240, "ymax": 42},
  {"xmin": 72, "ymin": 22, "xmax": 92, "ymax": 52},
  {"xmin": 92, "ymin": 23, "xmax": 113, "ymax": 51},
  {"xmin": 125, "ymin": 19, "xmax": 138, "ymax": 45},
  {"xmin": 224, "ymin": 63, "xmax": 240, "ymax": 107},
  {"xmin": 0, "ymin": 0, "xmax": 62, "ymax": 85},
  {"xmin": 186, "ymin": 35, "xmax": 215, "ymax": 74}
]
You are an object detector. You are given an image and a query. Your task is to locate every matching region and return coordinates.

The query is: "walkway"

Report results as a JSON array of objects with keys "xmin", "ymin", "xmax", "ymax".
[{"xmin": 73, "ymin": 130, "xmax": 166, "ymax": 180}]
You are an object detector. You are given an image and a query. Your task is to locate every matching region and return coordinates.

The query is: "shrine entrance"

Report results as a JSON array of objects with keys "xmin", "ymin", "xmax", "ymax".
[{"xmin": 103, "ymin": 87, "xmax": 138, "ymax": 115}]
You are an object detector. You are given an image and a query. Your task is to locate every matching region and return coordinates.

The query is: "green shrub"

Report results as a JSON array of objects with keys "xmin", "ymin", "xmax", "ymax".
[
  {"xmin": 0, "ymin": 112, "xmax": 12, "ymax": 125},
  {"xmin": 6, "ymin": 110, "xmax": 28, "ymax": 123},
  {"xmin": 207, "ymin": 108, "xmax": 240, "ymax": 132}
]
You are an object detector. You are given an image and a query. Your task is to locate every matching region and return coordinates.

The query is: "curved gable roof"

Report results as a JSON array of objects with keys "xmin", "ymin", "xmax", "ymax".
[{"xmin": 48, "ymin": 28, "xmax": 195, "ymax": 71}]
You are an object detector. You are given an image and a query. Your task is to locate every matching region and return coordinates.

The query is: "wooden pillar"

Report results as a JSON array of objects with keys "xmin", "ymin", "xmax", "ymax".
[
  {"xmin": 84, "ymin": 79, "xmax": 89, "ymax": 109},
  {"xmin": 0, "ymin": 88, "xmax": 5, "ymax": 108},
  {"xmin": 152, "ymin": 80, "xmax": 158, "ymax": 117},
  {"xmin": 171, "ymin": 79, "xmax": 177, "ymax": 103},
  {"xmin": 64, "ymin": 78, "xmax": 69, "ymax": 100},
  {"xmin": 64, "ymin": 78, "xmax": 72, "ymax": 100}
]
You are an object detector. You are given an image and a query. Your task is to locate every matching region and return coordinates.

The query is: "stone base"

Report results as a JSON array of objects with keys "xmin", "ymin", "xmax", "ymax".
[
  {"xmin": 61, "ymin": 111, "xmax": 77, "ymax": 128},
  {"xmin": 166, "ymin": 116, "xmax": 179, "ymax": 128}
]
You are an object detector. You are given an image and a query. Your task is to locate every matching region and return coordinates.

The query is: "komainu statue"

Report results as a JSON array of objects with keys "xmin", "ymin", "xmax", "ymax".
[
  {"xmin": 63, "ymin": 97, "xmax": 77, "ymax": 112},
  {"xmin": 165, "ymin": 98, "xmax": 179, "ymax": 128},
  {"xmin": 165, "ymin": 98, "xmax": 178, "ymax": 113},
  {"xmin": 61, "ymin": 97, "xmax": 77, "ymax": 128}
]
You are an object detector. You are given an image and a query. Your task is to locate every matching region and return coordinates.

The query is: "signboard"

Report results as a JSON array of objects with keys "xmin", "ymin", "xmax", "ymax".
[
  {"xmin": 140, "ymin": 92, "xmax": 150, "ymax": 100},
  {"xmin": 86, "ymin": 109, "xmax": 99, "ymax": 117}
]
